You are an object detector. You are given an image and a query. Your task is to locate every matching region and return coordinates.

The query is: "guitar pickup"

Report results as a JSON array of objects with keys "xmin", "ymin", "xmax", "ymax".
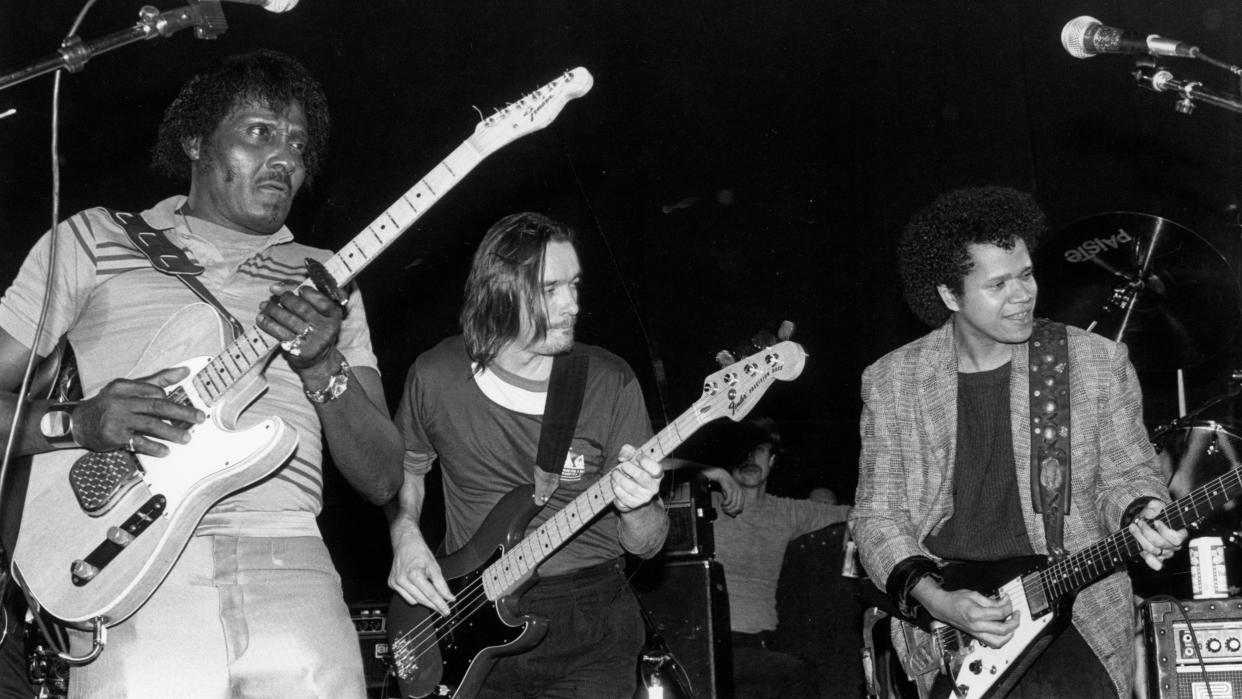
[
  {"xmin": 70, "ymin": 560, "xmax": 100, "ymax": 583},
  {"xmin": 71, "ymin": 495, "xmax": 166, "ymax": 587},
  {"xmin": 106, "ymin": 526, "xmax": 135, "ymax": 547}
]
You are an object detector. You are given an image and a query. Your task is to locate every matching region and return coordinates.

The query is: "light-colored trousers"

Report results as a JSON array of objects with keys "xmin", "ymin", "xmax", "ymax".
[{"xmin": 68, "ymin": 535, "xmax": 365, "ymax": 699}]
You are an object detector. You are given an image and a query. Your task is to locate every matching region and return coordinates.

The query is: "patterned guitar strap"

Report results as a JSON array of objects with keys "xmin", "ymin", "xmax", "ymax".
[
  {"xmin": 532, "ymin": 350, "xmax": 590, "ymax": 505},
  {"xmin": 1029, "ymin": 319, "xmax": 1071, "ymax": 561}
]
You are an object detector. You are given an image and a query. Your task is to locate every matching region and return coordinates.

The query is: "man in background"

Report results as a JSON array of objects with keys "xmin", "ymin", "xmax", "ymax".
[{"xmin": 700, "ymin": 417, "xmax": 850, "ymax": 698}]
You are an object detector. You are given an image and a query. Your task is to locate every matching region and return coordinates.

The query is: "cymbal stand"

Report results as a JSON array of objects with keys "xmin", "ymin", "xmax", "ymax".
[{"xmin": 1150, "ymin": 375, "xmax": 1242, "ymax": 442}]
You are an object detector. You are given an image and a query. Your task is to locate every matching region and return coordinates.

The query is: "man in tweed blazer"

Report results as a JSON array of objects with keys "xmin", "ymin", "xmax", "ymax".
[{"xmin": 850, "ymin": 186, "xmax": 1186, "ymax": 697}]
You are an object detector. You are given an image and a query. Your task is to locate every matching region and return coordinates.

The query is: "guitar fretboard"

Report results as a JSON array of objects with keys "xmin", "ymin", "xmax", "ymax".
[
  {"xmin": 1028, "ymin": 466, "xmax": 1242, "ymax": 606},
  {"xmin": 188, "ymin": 142, "xmax": 484, "ymax": 407},
  {"xmin": 477, "ymin": 405, "xmax": 709, "ymax": 600},
  {"xmin": 475, "ymin": 343, "xmax": 804, "ymax": 599}
]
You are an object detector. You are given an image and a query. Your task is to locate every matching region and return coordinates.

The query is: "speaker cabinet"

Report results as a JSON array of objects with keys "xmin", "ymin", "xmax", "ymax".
[
  {"xmin": 1144, "ymin": 597, "xmax": 1242, "ymax": 699},
  {"xmin": 661, "ymin": 477, "xmax": 716, "ymax": 559},
  {"xmin": 775, "ymin": 524, "xmax": 868, "ymax": 698},
  {"xmin": 631, "ymin": 558, "xmax": 732, "ymax": 698}
]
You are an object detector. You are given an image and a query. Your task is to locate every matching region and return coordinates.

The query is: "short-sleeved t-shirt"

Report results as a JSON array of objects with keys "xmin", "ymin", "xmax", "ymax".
[
  {"xmin": 0, "ymin": 196, "xmax": 378, "ymax": 533},
  {"xmin": 395, "ymin": 336, "xmax": 653, "ymax": 577}
]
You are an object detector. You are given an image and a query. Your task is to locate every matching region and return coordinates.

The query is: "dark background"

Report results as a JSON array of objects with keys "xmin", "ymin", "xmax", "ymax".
[{"xmin": 3, "ymin": 1, "xmax": 1242, "ymax": 604}]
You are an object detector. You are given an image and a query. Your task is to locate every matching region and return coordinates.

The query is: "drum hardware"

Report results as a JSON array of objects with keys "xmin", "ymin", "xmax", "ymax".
[{"xmin": 1150, "ymin": 377, "xmax": 1242, "ymax": 444}]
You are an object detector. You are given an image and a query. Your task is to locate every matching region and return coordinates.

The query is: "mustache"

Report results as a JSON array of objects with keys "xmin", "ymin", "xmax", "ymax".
[{"xmin": 257, "ymin": 172, "xmax": 292, "ymax": 189}]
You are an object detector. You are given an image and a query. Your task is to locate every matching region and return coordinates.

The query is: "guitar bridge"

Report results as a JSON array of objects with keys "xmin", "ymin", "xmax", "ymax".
[{"xmin": 69, "ymin": 451, "xmax": 143, "ymax": 515}]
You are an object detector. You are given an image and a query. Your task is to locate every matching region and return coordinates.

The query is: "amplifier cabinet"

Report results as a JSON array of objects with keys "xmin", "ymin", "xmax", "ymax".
[
  {"xmin": 350, "ymin": 601, "xmax": 392, "ymax": 690},
  {"xmin": 631, "ymin": 558, "xmax": 733, "ymax": 698},
  {"xmin": 1145, "ymin": 597, "xmax": 1242, "ymax": 699},
  {"xmin": 661, "ymin": 476, "xmax": 716, "ymax": 559}
]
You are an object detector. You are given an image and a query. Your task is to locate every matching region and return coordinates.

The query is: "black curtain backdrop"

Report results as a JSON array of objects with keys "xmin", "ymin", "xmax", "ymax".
[{"xmin": 3, "ymin": 1, "xmax": 1241, "ymax": 601}]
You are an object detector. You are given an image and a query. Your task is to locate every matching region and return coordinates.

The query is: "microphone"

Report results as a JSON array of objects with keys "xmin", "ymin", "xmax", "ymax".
[
  {"xmin": 1061, "ymin": 16, "xmax": 1199, "ymax": 59},
  {"xmin": 213, "ymin": 0, "xmax": 300, "ymax": 13}
]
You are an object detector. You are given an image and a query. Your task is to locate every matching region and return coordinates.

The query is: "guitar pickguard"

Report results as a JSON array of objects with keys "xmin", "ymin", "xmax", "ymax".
[{"xmin": 12, "ymin": 308, "xmax": 298, "ymax": 626}]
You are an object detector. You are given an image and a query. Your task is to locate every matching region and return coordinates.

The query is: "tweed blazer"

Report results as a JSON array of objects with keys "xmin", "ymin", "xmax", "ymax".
[{"xmin": 850, "ymin": 320, "xmax": 1168, "ymax": 697}]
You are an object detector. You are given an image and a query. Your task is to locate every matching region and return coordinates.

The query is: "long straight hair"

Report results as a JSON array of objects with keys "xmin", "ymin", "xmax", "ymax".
[{"xmin": 460, "ymin": 212, "xmax": 577, "ymax": 369}]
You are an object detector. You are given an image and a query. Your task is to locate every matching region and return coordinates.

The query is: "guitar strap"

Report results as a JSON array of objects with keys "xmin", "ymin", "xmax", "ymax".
[
  {"xmin": 105, "ymin": 209, "xmax": 245, "ymax": 340},
  {"xmin": 532, "ymin": 350, "xmax": 590, "ymax": 505},
  {"xmin": 1028, "ymin": 319, "xmax": 1071, "ymax": 561}
]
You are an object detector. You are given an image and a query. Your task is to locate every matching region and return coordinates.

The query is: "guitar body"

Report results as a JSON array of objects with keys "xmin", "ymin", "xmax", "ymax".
[
  {"xmin": 389, "ymin": 486, "xmax": 549, "ymax": 698},
  {"xmin": 12, "ymin": 306, "xmax": 298, "ymax": 626},
  {"xmin": 899, "ymin": 556, "xmax": 1075, "ymax": 699}
]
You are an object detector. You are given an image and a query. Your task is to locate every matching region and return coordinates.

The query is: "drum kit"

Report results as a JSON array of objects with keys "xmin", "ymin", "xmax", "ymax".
[{"xmin": 1035, "ymin": 211, "xmax": 1242, "ymax": 596}]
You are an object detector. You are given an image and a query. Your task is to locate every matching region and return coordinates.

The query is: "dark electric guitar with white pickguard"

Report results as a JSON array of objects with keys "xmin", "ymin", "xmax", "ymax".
[
  {"xmin": 890, "ymin": 469, "xmax": 1242, "ymax": 699},
  {"xmin": 386, "ymin": 341, "xmax": 808, "ymax": 698}
]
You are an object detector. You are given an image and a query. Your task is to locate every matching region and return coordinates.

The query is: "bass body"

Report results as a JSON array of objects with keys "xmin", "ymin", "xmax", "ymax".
[{"xmin": 388, "ymin": 486, "xmax": 548, "ymax": 698}]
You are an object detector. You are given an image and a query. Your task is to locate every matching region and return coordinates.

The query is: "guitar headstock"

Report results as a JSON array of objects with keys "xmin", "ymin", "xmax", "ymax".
[
  {"xmin": 695, "ymin": 340, "xmax": 807, "ymax": 424},
  {"xmin": 467, "ymin": 67, "xmax": 594, "ymax": 158}
]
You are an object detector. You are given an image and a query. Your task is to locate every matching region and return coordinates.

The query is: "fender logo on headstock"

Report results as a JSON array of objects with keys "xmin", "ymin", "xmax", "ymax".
[{"xmin": 729, "ymin": 373, "xmax": 773, "ymax": 415}]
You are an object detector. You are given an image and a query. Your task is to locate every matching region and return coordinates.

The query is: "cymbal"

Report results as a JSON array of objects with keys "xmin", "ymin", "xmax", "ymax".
[{"xmin": 1034, "ymin": 212, "xmax": 1240, "ymax": 372}]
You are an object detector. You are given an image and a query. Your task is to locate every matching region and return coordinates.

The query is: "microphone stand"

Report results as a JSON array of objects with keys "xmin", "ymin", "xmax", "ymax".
[
  {"xmin": 1135, "ymin": 62, "xmax": 1242, "ymax": 115},
  {"xmin": 0, "ymin": 1, "xmax": 228, "ymax": 92},
  {"xmin": 0, "ymin": 0, "xmax": 228, "ymax": 670}
]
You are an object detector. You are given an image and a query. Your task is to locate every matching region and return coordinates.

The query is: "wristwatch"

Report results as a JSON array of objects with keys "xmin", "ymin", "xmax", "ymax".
[
  {"xmin": 40, "ymin": 401, "xmax": 80, "ymax": 447},
  {"xmin": 304, "ymin": 358, "xmax": 350, "ymax": 404}
]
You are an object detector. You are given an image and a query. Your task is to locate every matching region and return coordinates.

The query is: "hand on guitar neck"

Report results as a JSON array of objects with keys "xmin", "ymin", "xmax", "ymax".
[{"xmin": 1126, "ymin": 498, "xmax": 1187, "ymax": 571}]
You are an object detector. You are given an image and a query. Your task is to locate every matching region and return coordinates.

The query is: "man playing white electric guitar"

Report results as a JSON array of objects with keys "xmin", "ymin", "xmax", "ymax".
[
  {"xmin": 0, "ymin": 51, "xmax": 402, "ymax": 698},
  {"xmin": 851, "ymin": 186, "xmax": 1186, "ymax": 698}
]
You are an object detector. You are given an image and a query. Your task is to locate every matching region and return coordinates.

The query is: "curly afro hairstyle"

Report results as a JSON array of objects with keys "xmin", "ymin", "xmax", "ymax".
[
  {"xmin": 898, "ymin": 186, "xmax": 1046, "ymax": 327},
  {"xmin": 150, "ymin": 50, "xmax": 329, "ymax": 185}
]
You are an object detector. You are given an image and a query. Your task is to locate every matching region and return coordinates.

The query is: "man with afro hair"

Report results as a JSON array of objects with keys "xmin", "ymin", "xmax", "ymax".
[
  {"xmin": 0, "ymin": 50, "xmax": 401, "ymax": 697},
  {"xmin": 850, "ymin": 186, "xmax": 1184, "ymax": 697}
]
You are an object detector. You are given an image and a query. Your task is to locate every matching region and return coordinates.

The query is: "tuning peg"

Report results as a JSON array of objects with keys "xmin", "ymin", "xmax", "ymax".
[
  {"xmin": 715, "ymin": 350, "xmax": 737, "ymax": 368},
  {"xmin": 777, "ymin": 320, "xmax": 795, "ymax": 342}
]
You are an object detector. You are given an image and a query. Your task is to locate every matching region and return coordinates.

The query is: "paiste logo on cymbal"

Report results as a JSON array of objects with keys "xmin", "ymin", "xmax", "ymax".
[{"xmin": 1062, "ymin": 228, "xmax": 1133, "ymax": 263}]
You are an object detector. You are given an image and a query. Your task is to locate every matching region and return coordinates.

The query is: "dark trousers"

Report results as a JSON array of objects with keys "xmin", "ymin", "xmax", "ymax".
[
  {"xmin": 1007, "ymin": 624, "xmax": 1115, "ymax": 699},
  {"xmin": 731, "ymin": 631, "xmax": 819, "ymax": 699},
  {"xmin": 0, "ymin": 587, "xmax": 34, "ymax": 699},
  {"xmin": 478, "ymin": 559, "xmax": 645, "ymax": 699}
]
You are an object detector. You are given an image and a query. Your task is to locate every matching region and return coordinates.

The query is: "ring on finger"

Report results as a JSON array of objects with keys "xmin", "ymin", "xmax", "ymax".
[{"xmin": 280, "ymin": 324, "xmax": 315, "ymax": 357}]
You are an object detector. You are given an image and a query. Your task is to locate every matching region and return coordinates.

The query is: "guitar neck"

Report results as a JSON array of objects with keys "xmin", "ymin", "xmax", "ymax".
[
  {"xmin": 483, "ymin": 403, "xmax": 712, "ymax": 593},
  {"xmin": 323, "ymin": 141, "xmax": 482, "ymax": 288},
  {"xmin": 1033, "ymin": 466, "xmax": 1242, "ymax": 604},
  {"xmin": 185, "ymin": 142, "xmax": 484, "ymax": 407}
]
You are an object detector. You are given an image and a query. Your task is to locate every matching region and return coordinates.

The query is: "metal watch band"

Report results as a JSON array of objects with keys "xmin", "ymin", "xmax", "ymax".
[{"xmin": 304, "ymin": 358, "xmax": 350, "ymax": 404}]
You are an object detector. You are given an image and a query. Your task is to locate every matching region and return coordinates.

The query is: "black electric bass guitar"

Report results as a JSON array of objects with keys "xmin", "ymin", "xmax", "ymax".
[
  {"xmin": 11, "ymin": 68, "xmax": 594, "ymax": 632},
  {"xmin": 387, "ymin": 341, "xmax": 809, "ymax": 698},
  {"xmin": 891, "ymin": 467, "xmax": 1242, "ymax": 699}
]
